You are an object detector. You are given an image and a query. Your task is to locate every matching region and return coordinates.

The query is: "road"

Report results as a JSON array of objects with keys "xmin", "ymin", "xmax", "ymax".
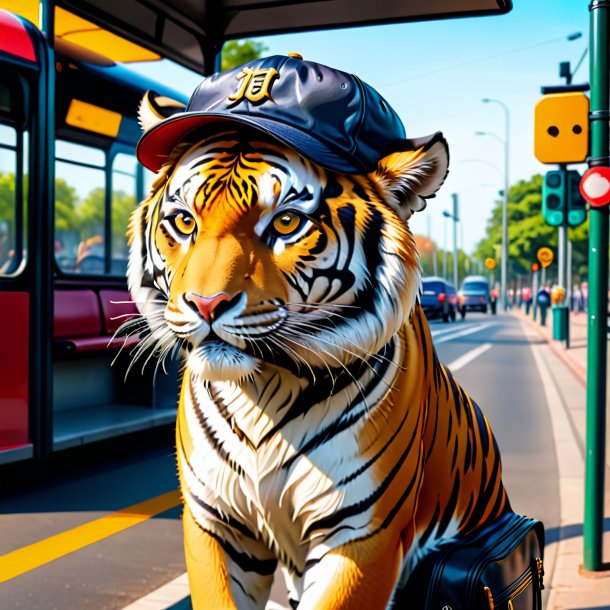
[{"xmin": 0, "ymin": 312, "xmax": 562, "ymax": 609}]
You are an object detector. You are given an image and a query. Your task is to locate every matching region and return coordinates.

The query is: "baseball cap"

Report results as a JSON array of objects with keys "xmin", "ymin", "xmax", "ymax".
[{"xmin": 137, "ymin": 54, "xmax": 427, "ymax": 174}]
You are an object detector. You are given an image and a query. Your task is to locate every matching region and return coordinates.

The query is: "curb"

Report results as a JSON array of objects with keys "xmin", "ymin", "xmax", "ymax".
[{"xmin": 510, "ymin": 311, "xmax": 586, "ymax": 388}]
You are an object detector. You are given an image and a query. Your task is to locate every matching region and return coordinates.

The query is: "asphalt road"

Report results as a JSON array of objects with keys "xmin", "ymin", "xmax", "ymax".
[{"xmin": 0, "ymin": 312, "xmax": 561, "ymax": 610}]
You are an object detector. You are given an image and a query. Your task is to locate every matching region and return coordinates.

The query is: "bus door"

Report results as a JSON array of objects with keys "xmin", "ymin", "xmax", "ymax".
[
  {"xmin": 0, "ymin": 10, "xmax": 51, "ymax": 464},
  {"xmin": 50, "ymin": 56, "xmax": 183, "ymax": 452}
]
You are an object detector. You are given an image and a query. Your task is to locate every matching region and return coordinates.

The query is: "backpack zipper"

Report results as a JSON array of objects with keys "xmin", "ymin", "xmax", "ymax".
[
  {"xmin": 491, "ymin": 567, "xmax": 533, "ymax": 606},
  {"xmin": 484, "ymin": 556, "xmax": 544, "ymax": 609},
  {"xmin": 466, "ymin": 515, "xmax": 532, "ymax": 601}
]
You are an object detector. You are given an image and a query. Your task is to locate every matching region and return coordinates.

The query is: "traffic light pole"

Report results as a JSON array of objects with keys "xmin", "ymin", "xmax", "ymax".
[
  {"xmin": 584, "ymin": 0, "xmax": 609, "ymax": 573},
  {"xmin": 452, "ymin": 194, "xmax": 459, "ymax": 289},
  {"xmin": 559, "ymin": 165, "xmax": 570, "ymax": 348}
]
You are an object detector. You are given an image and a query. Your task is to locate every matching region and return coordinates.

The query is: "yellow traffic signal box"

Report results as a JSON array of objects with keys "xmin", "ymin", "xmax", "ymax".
[{"xmin": 534, "ymin": 92, "xmax": 589, "ymax": 164}]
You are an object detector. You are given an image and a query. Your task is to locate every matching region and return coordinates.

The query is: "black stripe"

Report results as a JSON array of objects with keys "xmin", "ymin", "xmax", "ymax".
[
  {"xmin": 190, "ymin": 380, "xmax": 243, "ymax": 475},
  {"xmin": 302, "ymin": 407, "xmax": 421, "ymax": 538},
  {"xmin": 283, "ymin": 341, "xmax": 394, "ymax": 469},
  {"xmin": 230, "ymin": 576, "xmax": 258, "ymax": 603},
  {"xmin": 416, "ymin": 501, "xmax": 441, "ymax": 549},
  {"xmin": 204, "ymin": 528, "xmax": 277, "ymax": 575},
  {"xmin": 336, "ymin": 388, "xmax": 409, "ymax": 486},
  {"xmin": 185, "ymin": 489, "xmax": 256, "ymax": 540},
  {"xmin": 435, "ymin": 471, "xmax": 461, "ymax": 539},
  {"xmin": 259, "ymin": 342, "xmax": 391, "ymax": 444}
]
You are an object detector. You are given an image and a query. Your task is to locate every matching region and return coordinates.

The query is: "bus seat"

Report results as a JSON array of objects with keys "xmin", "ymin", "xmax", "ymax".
[
  {"xmin": 54, "ymin": 289, "xmax": 140, "ymax": 353},
  {"xmin": 54, "ymin": 290, "xmax": 102, "ymax": 339}
]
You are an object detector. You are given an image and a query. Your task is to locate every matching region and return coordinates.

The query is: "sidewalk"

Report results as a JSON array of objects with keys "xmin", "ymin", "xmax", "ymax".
[
  {"xmin": 513, "ymin": 306, "xmax": 587, "ymax": 386},
  {"xmin": 511, "ymin": 306, "xmax": 610, "ymax": 610}
]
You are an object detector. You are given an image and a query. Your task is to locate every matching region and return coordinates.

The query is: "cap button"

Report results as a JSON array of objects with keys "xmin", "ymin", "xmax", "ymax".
[{"xmin": 287, "ymin": 52, "xmax": 303, "ymax": 60}]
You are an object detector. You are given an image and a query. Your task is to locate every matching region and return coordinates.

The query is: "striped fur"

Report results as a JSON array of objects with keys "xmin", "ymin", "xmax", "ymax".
[{"xmin": 127, "ymin": 128, "xmax": 509, "ymax": 609}]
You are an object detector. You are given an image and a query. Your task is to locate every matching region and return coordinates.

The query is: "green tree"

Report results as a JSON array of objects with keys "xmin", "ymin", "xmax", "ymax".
[
  {"xmin": 111, "ymin": 190, "xmax": 136, "ymax": 256},
  {"xmin": 54, "ymin": 178, "xmax": 80, "ymax": 232},
  {"xmin": 76, "ymin": 186, "xmax": 136, "ymax": 255},
  {"xmin": 78, "ymin": 187, "xmax": 105, "ymax": 237},
  {"xmin": 0, "ymin": 172, "xmax": 17, "ymax": 265},
  {"xmin": 474, "ymin": 173, "xmax": 590, "ymax": 285},
  {"xmin": 221, "ymin": 40, "xmax": 268, "ymax": 71}
]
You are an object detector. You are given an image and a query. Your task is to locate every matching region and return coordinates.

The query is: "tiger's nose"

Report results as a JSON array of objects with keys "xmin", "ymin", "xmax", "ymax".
[{"xmin": 184, "ymin": 292, "xmax": 230, "ymax": 323}]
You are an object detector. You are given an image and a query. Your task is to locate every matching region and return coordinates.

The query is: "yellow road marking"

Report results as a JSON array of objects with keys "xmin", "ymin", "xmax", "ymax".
[{"xmin": 0, "ymin": 490, "xmax": 181, "ymax": 583}]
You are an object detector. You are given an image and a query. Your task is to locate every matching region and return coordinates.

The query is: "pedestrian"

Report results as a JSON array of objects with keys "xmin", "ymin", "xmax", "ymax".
[
  {"xmin": 536, "ymin": 285, "xmax": 551, "ymax": 326},
  {"xmin": 572, "ymin": 283, "xmax": 583, "ymax": 313},
  {"xmin": 582, "ymin": 281, "xmax": 588, "ymax": 311},
  {"xmin": 522, "ymin": 286, "xmax": 532, "ymax": 315}
]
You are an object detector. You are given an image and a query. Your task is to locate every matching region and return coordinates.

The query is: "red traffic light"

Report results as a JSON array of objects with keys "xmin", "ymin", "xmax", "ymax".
[
  {"xmin": 532, "ymin": 262, "xmax": 540, "ymax": 272},
  {"xmin": 580, "ymin": 166, "xmax": 610, "ymax": 207}
]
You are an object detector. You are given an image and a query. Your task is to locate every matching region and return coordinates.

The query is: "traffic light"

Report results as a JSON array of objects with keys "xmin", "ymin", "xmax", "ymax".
[
  {"xmin": 567, "ymin": 170, "xmax": 587, "ymax": 227},
  {"xmin": 542, "ymin": 170, "xmax": 565, "ymax": 226}
]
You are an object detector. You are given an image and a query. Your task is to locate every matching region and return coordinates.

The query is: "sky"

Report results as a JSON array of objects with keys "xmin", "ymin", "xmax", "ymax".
[{"xmin": 131, "ymin": 0, "xmax": 589, "ymax": 256}]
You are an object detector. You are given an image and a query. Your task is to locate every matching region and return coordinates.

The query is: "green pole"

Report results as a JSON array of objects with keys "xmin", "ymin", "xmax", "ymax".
[{"xmin": 584, "ymin": 0, "xmax": 609, "ymax": 572}]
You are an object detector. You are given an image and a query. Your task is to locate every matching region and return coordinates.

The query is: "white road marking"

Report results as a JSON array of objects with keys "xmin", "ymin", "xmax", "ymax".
[
  {"xmin": 446, "ymin": 343, "xmax": 493, "ymax": 372},
  {"xmin": 120, "ymin": 572, "xmax": 189, "ymax": 610},
  {"xmin": 433, "ymin": 323, "xmax": 490, "ymax": 344},
  {"xmin": 430, "ymin": 325, "xmax": 465, "ymax": 338},
  {"xmin": 119, "ymin": 571, "xmax": 291, "ymax": 610}
]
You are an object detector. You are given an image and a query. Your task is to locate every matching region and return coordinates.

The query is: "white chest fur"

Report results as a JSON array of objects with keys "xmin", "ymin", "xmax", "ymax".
[{"xmin": 179, "ymin": 360, "xmax": 396, "ymax": 573}]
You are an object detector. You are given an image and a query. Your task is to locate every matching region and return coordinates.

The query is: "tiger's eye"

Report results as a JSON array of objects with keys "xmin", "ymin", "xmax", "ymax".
[
  {"xmin": 173, "ymin": 213, "xmax": 196, "ymax": 236},
  {"xmin": 272, "ymin": 212, "xmax": 301, "ymax": 235}
]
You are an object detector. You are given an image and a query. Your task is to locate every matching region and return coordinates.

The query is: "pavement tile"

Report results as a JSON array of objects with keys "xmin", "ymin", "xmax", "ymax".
[{"xmin": 512, "ymin": 308, "xmax": 610, "ymax": 610}]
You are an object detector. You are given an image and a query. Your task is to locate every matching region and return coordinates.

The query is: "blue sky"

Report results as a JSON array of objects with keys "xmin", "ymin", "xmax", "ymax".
[{"xmin": 131, "ymin": 0, "xmax": 589, "ymax": 256}]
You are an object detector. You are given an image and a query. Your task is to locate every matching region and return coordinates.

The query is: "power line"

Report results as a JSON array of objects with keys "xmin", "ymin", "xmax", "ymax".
[{"xmin": 382, "ymin": 35, "xmax": 584, "ymax": 87}]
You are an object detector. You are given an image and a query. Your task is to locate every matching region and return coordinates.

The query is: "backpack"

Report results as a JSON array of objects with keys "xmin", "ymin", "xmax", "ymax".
[{"xmin": 390, "ymin": 512, "xmax": 545, "ymax": 610}]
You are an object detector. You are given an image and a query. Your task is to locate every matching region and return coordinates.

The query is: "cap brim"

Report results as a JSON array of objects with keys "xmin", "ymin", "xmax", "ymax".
[{"xmin": 136, "ymin": 112, "xmax": 366, "ymax": 174}]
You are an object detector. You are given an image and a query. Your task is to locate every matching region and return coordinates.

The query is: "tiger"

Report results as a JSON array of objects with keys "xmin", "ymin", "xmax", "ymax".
[{"xmin": 127, "ymin": 71, "xmax": 510, "ymax": 610}]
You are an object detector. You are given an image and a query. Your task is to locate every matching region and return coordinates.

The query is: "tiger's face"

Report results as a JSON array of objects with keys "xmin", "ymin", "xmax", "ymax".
[{"xmin": 128, "ymin": 128, "xmax": 448, "ymax": 382}]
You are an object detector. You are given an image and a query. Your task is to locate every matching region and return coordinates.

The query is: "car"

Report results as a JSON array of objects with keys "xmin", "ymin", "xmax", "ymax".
[
  {"xmin": 458, "ymin": 275, "xmax": 491, "ymax": 317},
  {"xmin": 420, "ymin": 277, "xmax": 458, "ymax": 323}
]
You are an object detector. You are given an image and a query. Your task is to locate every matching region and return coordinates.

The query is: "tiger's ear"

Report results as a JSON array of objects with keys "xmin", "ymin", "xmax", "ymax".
[
  {"xmin": 138, "ymin": 90, "xmax": 186, "ymax": 132},
  {"xmin": 372, "ymin": 132, "xmax": 449, "ymax": 221}
]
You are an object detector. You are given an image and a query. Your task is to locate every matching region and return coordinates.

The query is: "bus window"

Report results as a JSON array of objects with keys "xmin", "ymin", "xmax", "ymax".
[
  {"xmin": 111, "ymin": 152, "xmax": 137, "ymax": 276},
  {"xmin": 0, "ymin": 89, "xmax": 28, "ymax": 277},
  {"xmin": 55, "ymin": 140, "xmax": 106, "ymax": 275}
]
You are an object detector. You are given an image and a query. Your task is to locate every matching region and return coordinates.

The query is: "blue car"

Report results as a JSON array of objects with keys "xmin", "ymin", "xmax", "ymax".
[{"xmin": 420, "ymin": 277, "xmax": 457, "ymax": 323}]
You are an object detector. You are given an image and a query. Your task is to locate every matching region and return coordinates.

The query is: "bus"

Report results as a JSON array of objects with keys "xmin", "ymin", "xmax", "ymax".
[{"xmin": 0, "ymin": 0, "xmax": 511, "ymax": 465}]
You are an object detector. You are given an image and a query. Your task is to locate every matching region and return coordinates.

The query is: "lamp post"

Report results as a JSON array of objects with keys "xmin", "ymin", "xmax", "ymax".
[
  {"xmin": 476, "ymin": 99, "xmax": 510, "ymax": 311},
  {"xmin": 443, "ymin": 194, "xmax": 459, "ymax": 289}
]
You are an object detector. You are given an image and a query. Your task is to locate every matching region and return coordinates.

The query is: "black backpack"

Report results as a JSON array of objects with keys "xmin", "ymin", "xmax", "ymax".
[{"xmin": 390, "ymin": 512, "xmax": 544, "ymax": 610}]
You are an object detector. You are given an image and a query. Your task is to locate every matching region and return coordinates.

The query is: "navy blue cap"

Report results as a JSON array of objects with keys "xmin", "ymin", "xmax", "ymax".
[{"xmin": 137, "ymin": 54, "xmax": 411, "ymax": 174}]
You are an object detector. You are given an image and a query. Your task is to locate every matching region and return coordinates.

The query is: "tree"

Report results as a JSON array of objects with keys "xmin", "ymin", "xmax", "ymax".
[
  {"xmin": 414, "ymin": 233, "xmax": 473, "ymax": 284},
  {"xmin": 54, "ymin": 178, "xmax": 80, "ymax": 233},
  {"xmin": 475, "ymin": 175, "xmax": 552, "ymax": 277},
  {"xmin": 221, "ymin": 40, "xmax": 268, "ymax": 72},
  {"xmin": 474, "ymin": 173, "xmax": 590, "ymax": 286}
]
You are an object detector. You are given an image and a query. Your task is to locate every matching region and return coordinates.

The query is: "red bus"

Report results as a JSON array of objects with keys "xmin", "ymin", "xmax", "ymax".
[{"xmin": 0, "ymin": 0, "xmax": 510, "ymax": 465}]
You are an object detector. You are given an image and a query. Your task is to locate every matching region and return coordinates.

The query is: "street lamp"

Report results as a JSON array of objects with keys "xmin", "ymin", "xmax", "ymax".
[
  {"xmin": 443, "ymin": 193, "xmax": 460, "ymax": 289},
  {"xmin": 476, "ymin": 99, "xmax": 510, "ymax": 311}
]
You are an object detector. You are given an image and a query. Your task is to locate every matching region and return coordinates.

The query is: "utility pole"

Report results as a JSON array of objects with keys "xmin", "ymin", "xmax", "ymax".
[
  {"xmin": 442, "ymin": 205, "xmax": 459, "ymax": 286},
  {"xmin": 427, "ymin": 215, "xmax": 438, "ymax": 276},
  {"xmin": 443, "ymin": 217, "xmax": 448, "ymax": 279},
  {"xmin": 452, "ymin": 194, "xmax": 459, "ymax": 288},
  {"xmin": 584, "ymin": 0, "xmax": 609, "ymax": 573},
  {"xmin": 557, "ymin": 166, "xmax": 569, "ymax": 299}
]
